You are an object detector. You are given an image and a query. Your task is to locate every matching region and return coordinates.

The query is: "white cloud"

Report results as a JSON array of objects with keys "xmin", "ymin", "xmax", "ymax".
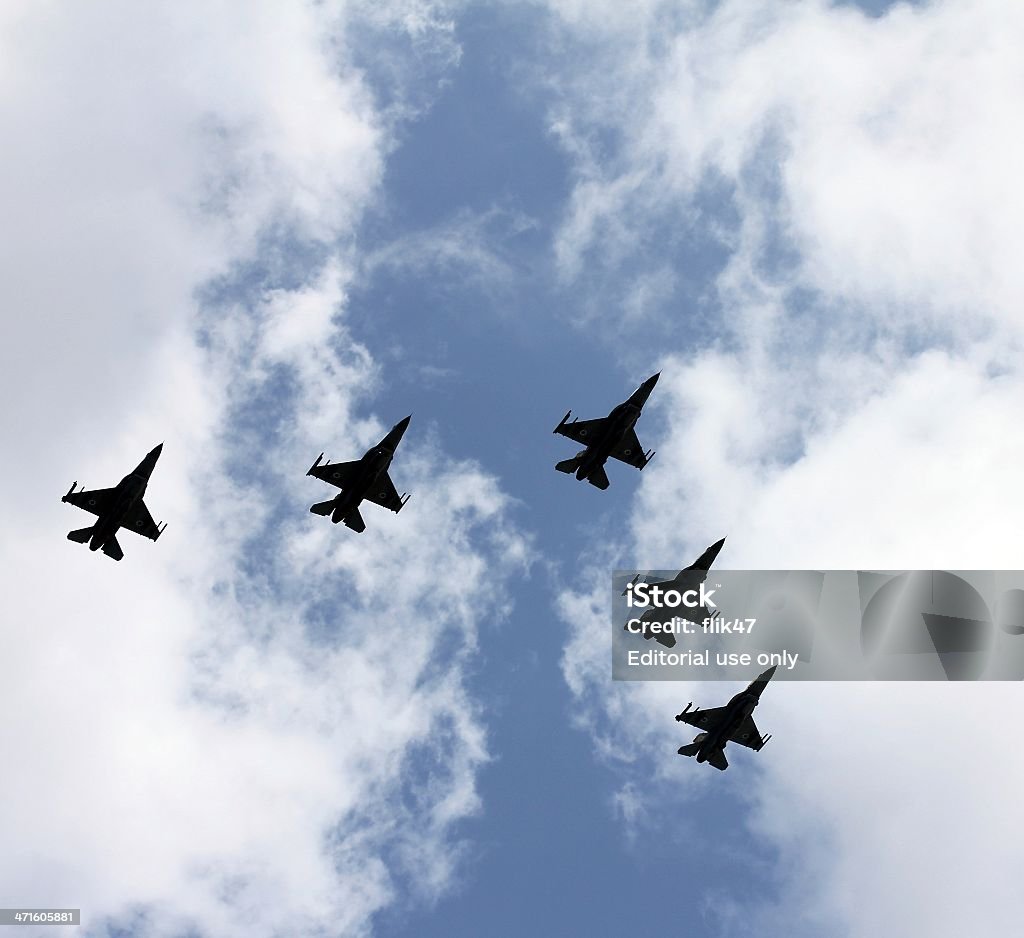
[
  {"xmin": 540, "ymin": 0, "xmax": 1024, "ymax": 933},
  {"xmin": 545, "ymin": 0, "xmax": 1024, "ymax": 334},
  {"xmin": 560, "ymin": 349, "xmax": 1024, "ymax": 935},
  {"xmin": 0, "ymin": 3, "xmax": 532, "ymax": 936}
]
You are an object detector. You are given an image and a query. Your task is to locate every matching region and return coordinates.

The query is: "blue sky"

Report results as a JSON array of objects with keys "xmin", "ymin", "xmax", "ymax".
[
  {"xmin": 350, "ymin": 9, "xmax": 773, "ymax": 934},
  {"xmin": 3, "ymin": 1, "xmax": 1024, "ymax": 936}
]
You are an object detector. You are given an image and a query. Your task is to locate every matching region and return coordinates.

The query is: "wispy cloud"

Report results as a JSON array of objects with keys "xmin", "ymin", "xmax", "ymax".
[
  {"xmin": 360, "ymin": 206, "xmax": 539, "ymax": 299},
  {"xmin": 538, "ymin": 0, "xmax": 1024, "ymax": 933},
  {"xmin": 0, "ymin": 3, "xmax": 532, "ymax": 936}
]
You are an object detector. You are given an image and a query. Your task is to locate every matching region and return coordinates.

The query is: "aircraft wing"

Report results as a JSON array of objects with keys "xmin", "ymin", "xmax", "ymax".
[
  {"xmin": 121, "ymin": 499, "xmax": 163, "ymax": 540},
  {"xmin": 309, "ymin": 459, "xmax": 360, "ymax": 490},
  {"xmin": 63, "ymin": 486, "xmax": 117, "ymax": 516},
  {"xmin": 364, "ymin": 471, "xmax": 408, "ymax": 513},
  {"xmin": 609, "ymin": 427, "xmax": 649, "ymax": 469},
  {"xmin": 554, "ymin": 417, "xmax": 606, "ymax": 445},
  {"xmin": 680, "ymin": 706, "xmax": 727, "ymax": 730},
  {"xmin": 728, "ymin": 715, "xmax": 766, "ymax": 750}
]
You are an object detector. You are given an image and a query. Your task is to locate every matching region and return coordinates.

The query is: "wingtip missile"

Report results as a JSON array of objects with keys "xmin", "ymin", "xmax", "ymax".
[
  {"xmin": 675, "ymin": 702, "xmax": 694, "ymax": 721},
  {"xmin": 553, "ymin": 410, "xmax": 573, "ymax": 433},
  {"xmin": 62, "ymin": 481, "xmax": 78, "ymax": 503},
  {"xmin": 307, "ymin": 453, "xmax": 324, "ymax": 476}
]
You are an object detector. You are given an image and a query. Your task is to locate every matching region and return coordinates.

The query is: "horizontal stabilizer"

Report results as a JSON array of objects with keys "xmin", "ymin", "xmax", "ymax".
[
  {"xmin": 342, "ymin": 508, "xmax": 366, "ymax": 533},
  {"xmin": 554, "ymin": 457, "xmax": 580, "ymax": 474},
  {"xmin": 310, "ymin": 500, "xmax": 335, "ymax": 517},
  {"xmin": 677, "ymin": 742, "xmax": 701, "ymax": 758},
  {"xmin": 67, "ymin": 526, "xmax": 93, "ymax": 544},
  {"xmin": 587, "ymin": 464, "xmax": 610, "ymax": 490},
  {"xmin": 707, "ymin": 749, "xmax": 728, "ymax": 771},
  {"xmin": 101, "ymin": 536, "xmax": 124, "ymax": 562}
]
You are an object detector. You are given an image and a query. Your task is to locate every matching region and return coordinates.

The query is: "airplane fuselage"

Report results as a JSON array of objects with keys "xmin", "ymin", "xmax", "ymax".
[
  {"xmin": 575, "ymin": 401, "xmax": 641, "ymax": 481},
  {"xmin": 694, "ymin": 690, "xmax": 759, "ymax": 763},
  {"xmin": 329, "ymin": 444, "xmax": 396, "ymax": 523},
  {"xmin": 636, "ymin": 569, "xmax": 703, "ymax": 647},
  {"xmin": 89, "ymin": 471, "xmax": 149, "ymax": 550}
]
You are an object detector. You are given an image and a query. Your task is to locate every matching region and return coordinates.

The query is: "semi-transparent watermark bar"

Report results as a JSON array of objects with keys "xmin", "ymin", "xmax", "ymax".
[
  {"xmin": 0, "ymin": 909, "xmax": 80, "ymax": 926},
  {"xmin": 612, "ymin": 570, "xmax": 1024, "ymax": 681}
]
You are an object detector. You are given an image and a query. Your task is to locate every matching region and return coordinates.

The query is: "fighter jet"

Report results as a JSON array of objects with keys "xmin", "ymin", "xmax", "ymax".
[
  {"xmin": 553, "ymin": 373, "xmax": 659, "ymax": 490},
  {"xmin": 623, "ymin": 537, "xmax": 726, "ymax": 649},
  {"xmin": 61, "ymin": 443, "xmax": 167, "ymax": 561},
  {"xmin": 307, "ymin": 416, "xmax": 411, "ymax": 532},
  {"xmin": 675, "ymin": 665, "xmax": 776, "ymax": 771}
]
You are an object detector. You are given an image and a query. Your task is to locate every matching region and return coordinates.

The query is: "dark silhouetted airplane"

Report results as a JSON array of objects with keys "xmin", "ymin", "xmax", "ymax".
[
  {"xmin": 62, "ymin": 444, "xmax": 167, "ymax": 561},
  {"xmin": 623, "ymin": 537, "xmax": 726, "ymax": 648},
  {"xmin": 675, "ymin": 665, "xmax": 776, "ymax": 771},
  {"xmin": 307, "ymin": 416, "xmax": 412, "ymax": 532},
  {"xmin": 553, "ymin": 373, "xmax": 659, "ymax": 490}
]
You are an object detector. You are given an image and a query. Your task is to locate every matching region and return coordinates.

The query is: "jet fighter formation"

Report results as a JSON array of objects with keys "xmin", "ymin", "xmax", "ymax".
[{"xmin": 60, "ymin": 373, "xmax": 780, "ymax": 771}]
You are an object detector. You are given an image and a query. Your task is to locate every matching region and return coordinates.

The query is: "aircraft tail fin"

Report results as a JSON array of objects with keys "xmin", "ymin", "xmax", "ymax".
[
  {"xmin": 677, "ymin": 742, "xmax": 701, "ymax": 758},
  {"xmin": 101, "ymin": 535, "xmax": 124, "ymax": 561},
  {"xmin": 309, "ymin": 499, "xmax": 335, "ymax": 517},
  {"xmin": 554, "ymin": 456, "xmax": 580, "ymax": 474},
  {"xmin": 67, "ymin": 526, "xmax": 94, "ymax": 544},
  {"xmin": 342, "ymin": 507, "xmax": 366, "ymax": 533}
]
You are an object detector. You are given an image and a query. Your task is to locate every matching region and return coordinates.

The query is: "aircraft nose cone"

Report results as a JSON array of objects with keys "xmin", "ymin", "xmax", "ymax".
[
  {"xmin": 633, "ymin": 372, "xmax": 660, "ymax": 404},
  {"xmin": 692, "ymin": 536, "xmax": 726, "ymax": 570},
  {"xmin": 135, "ymin": 442, "xmax": 163, "ymax": 476},
  {"xmin": 394, "ymin": 415, "xmax": 412, "ymax": 436}
]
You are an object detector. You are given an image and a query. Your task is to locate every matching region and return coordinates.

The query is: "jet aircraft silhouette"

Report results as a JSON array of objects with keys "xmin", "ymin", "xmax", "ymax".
[
  {"xmin": 553, "ymin": 373, "xmax": 659, "ymax": 490},
  {"xmin": 62, "ymin": 444, "xmax": 167, "ymax": 561},
  {"xmin": 675, "ymin": 665, "xmax": 776, "ymax": 771},
  {"xmin": 623, "ymin": 537, "xmax": 726, "ymax": 649},
  {"xmin": 307, "ymin": 416, "xmax": 412, "ymax": 532}
]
